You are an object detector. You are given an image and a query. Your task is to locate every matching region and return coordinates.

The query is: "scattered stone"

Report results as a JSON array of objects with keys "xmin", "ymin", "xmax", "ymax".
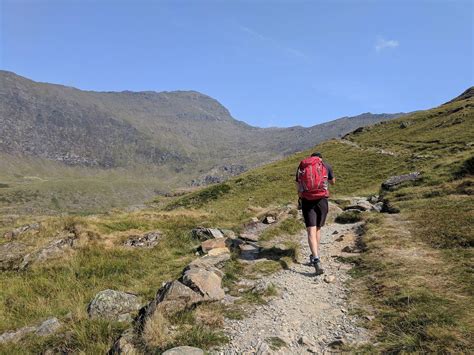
[
  {"xmin": 381, "ymin": 172, "xmax": 422, "ymax": 190},
  {"xmin": 332, "ymin": 230, "xmax": 338, "ymax": 235},
  {"xmin": 335, "ymin": 235, "xmax": 345, "ymax": 242},
  {"xmin": 240, "ymin": 233, "xmax": 260, "ymax": 242},
  {"xmin": 109, "ymin": 327, "xmax": 139, "ymax": 354},
  {"xmin": 341, "ymin": 245, "xmax": 360, "ymax": 253},
  {"xmin": 181, "ymin": 266, "xmax": 225, "ymax": 301},
  {"xmin": 373, "ymin": 202, "xmax": 384, "ymax": 212},
  {"xmin": 220, "ymin": 229, "xmax": 237, "ymax": 239},
  {"xmin": 188, "ymin": 252, "xmax": 231, "ymax": 269},
  {"xmin": 0, "ymin": 241, "xmax": 28, "ymax": 271},
  {"xmin": 255, "ymin": 341, "xmax": 271, "ymax": 354},
  {"xmin": 367, "ymin": 195, "xmax": 380, "ymax": 204},
  {"xmin": 124, "ymin": 230, "xmax": 161, "ymax": 248},
  {"xmin": 146, "ymin": 280, "xmax": 203, "ymax": 316},
  {"xmin": 251, "ymin": 217, "xmax": 260, "ymax": 223},
  {"xmin": 324, "ymin": 275, "xmax": 336, "ymax": 283},
  {"xmin": 191, "ymin": 228, "xmax": 224, "ymax": 241},
  {"xmin": 0, "ymin": 317, "xmax": 61, "ymax": 344},
  {"xmin": 344, "ymin": 199, "xmax": 374, "ymax": 212},
  {"xmin": 162, "ymin": 346, "xmax": 204, "ymax": 355},
  {"xmin": 262, "ymin": 216, "xmax": 276, "ymax": 224},
  {"xmin": 87, "ymin": 289, "xmax": 141, "ymax": 321},
  {"xmin": 200, "ymin": 238, "xmax": 227, "ymax": 253},
  {"xmin": 365, "ymin": 315, "xmax": 375, "ymax": 321},
  {"xmin": 19, "ymin": 231, "xmax": 78, "ymax": 269},
  {"xmin": 3, "ymin": 222, "xmax": 41, "ymax": 239},
  {"xmin": 239, "ymin": 243, "xmax": 260, "ymax": 260},
  {"xmin": 252, "ymin": 280, "xmax": 273, "ymax": 295},
  {"xmin": 399, "ymin": 121, "xmax": 410, "ymax": 129}
]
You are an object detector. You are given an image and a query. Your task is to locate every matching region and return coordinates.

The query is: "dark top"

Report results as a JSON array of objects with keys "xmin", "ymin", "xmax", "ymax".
[{"xmin": 295, "ymin": 161, "xmax": 334, "ymax": 182}]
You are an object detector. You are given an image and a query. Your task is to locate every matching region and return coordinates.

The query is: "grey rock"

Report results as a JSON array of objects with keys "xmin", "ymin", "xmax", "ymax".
[
  {"xmin": 0, "ymin": 317, "xmax": 61, "ymax": 344},
  {"xmin": 191, "ymin": 228, "xmax": 224, "ymax": 241},
  {"xmin": 124, "ymin": 230, "xmax": 161, "ymax": 248},
  {"xmin": 181, "ymin": 265, "xmax": 225, "ymax": 301},
  {"xmin": 373, "ymin": 202, "xmax": 383, "ymax": 212},
  {"xmin": 344, "ymin": 200, "xmax": 373, "ymax": 211},
  {"xmin": 323, "ymin": 275, "xmax": 336, "ymax": 283},
  {"xmin": 87, "ymin": 289, "xmax": 141, "ymax": 321},
  {"xmin": 262, "ymin": 216, "xmax": 276, "ymax": 224},
  {"xmin": 162, "ymin": 346, "xmax": 204, "ymax": 355},
  {"xmin": 3, "ymin": 222, "xmax": 41, "ymax": 239},
  {"xmin": 20, "ymin": 231, "xmax": 77, "ymax": 269},
  {"xmin": 109, "ymin": 327, "xmax": 140, "ymax": 354},
  {"xmin": 381, "ymin": 172, "xmax": 422, "ymax": 190},
  {"xmin": 0, "ymin": 241, "xmax": 28, "ymax": 270},
  {"xmin": 298, "ymin": 335, "xmax": 315, "ymax": 346}
]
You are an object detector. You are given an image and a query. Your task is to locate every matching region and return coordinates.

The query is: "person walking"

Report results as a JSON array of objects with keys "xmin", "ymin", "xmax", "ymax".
[{"xmin": 295, "ymin": 152, "xmax": 335, "ymax": 275}]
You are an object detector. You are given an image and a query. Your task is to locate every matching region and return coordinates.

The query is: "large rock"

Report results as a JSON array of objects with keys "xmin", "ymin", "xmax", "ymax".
[
  {"xmin": 0, "ymin": 241, "xmax": 28, "ymax": 270},
  {"xmin": 3, "ymin": 222, "xmax": 41, "ymax": 239},
  {"xmin": 239, "ymin": 243, "xmax": 260, "ymax": 260},
  {"xmin": 381, "ymin": 172, "xmax": 422, "ymax": 190},
  {"xmin": 0, "ymin": 317, "xmax": 61, "ymax": 344},
  {"xmin": 19, "ymin": 231, "xmax": 77, "ymax": 270},
  {"xmin": 149, "ymin": 280, "xmax": 203, "ymax": 316},
  {"xmin": 88, "ymin": 289, "xmax": 141, "ymax": 322},
  {"xmin": 191, "ymin": 228, "xmax": 224, "ymax": 241},
  {"xmin": 162, "ymin": 346, "xmax": 204, "ymax": 355},
  {"xmin": 181, "ymin": 266, "xmax": 225, "ymax": 301},
  {"xmin": 188, "ymin": 252, "xmax": 231, "ymax": 269},
  {"xmin": 109, "ymin": 327, "xmax": 140, "ymax": 355},
  {"xmin": 344, "ymin": 199, "xmax": 374, "ymax": 212},
  {"xmin": 200, "ymin": 238, "xmax": 227, "ymax": 253},
  {"xmin": 124, "ymin": 231, "xmax": 161, "ymax": 248}
]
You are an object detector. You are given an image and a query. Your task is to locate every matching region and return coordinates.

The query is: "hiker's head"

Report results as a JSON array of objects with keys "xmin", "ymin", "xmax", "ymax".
[{"xmin": 311, "ymin": 152, "xmax": 322, "ymax": 158}]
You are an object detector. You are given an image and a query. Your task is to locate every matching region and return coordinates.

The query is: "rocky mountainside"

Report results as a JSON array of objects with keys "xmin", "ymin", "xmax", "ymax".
[{"xmin": 0, "ymin": 71, "xmax": 404, "ymax": 177}]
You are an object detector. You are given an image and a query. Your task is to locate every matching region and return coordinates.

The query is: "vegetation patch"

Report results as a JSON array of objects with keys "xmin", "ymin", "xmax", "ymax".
[{"xmin": 335, "ymin": 210, "xmax": 363, "ymax": 224}]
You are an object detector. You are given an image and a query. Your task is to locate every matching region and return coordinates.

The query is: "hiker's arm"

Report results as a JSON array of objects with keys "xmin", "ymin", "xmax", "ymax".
[
  {"xmin": 329, "ymin": 177, "xmax": 336, "ymax": 185},
  {"xmin": 295, "ymin": 182, "xmax": 302, "ymax": 197}
]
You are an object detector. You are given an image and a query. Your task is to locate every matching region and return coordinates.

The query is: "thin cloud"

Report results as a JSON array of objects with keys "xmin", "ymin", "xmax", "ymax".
[
  {"xmin": 239, "ymin": 25, "xmax": 309, "ymax": 60},
  {"xmin": 375, "ymin": 37, "xmax": 399, "ymax": 52}
]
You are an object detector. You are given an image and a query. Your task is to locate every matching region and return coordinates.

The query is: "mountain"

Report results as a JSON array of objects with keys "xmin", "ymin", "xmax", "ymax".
[
  {"xmin": 0, "ymin": 71, "xmax": 404, "ymax": 213},
  {"xmin": 0, "ymin": 71, "xmax": 403, "ymax": 172}
]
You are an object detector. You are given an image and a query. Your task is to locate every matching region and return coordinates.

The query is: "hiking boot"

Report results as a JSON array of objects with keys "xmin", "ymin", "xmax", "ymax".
[{"xmin": 313, "ymin": 259, "xmax": 324, "ymax": 275}]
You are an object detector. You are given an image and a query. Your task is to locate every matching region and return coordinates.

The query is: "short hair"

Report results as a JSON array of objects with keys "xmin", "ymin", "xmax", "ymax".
[{"xmin": 311, "ymin": 152, "xmax": 322, "ymax": 158}]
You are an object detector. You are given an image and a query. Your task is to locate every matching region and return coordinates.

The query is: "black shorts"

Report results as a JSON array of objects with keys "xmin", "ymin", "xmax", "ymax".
[{"xmin": 301, "ymin": 198, "xmax": 329, "ymax": 228}]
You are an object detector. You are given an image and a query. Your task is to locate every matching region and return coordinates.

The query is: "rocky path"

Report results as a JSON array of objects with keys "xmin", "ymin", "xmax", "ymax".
[{"xmin": 215, "ymin": 222, "xmax": 370, "ymax": 354}]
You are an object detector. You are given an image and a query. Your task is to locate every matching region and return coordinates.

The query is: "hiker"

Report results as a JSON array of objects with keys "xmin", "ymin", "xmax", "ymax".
[{"xmin": 295, "ymin": 152, "xmax": 335, "ymax": 275}]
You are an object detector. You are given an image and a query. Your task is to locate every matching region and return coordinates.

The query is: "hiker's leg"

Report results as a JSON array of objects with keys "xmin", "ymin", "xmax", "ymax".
[
  {"xmin": 316, "ymin": 226, "xmax": 322, "ymax": 257},
  {"xmin": 307, "ymin": 226, "xmax": 319, "ymax": 258}
]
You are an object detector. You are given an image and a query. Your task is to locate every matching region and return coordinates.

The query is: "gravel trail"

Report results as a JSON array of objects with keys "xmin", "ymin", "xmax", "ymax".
[{"xmin": 215, "ymin": 222, "xmax": 370, "ymax": 354}]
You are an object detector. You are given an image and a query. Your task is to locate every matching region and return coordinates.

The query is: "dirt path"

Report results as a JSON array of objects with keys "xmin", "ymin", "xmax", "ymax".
[{"xmin": 215, "ymin": 222, "xmax": 370, "ymax": 354}]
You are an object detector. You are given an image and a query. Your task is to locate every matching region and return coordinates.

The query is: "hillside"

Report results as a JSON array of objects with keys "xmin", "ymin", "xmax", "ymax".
[
  {"xmin": 0, "ymin": 88, "xmax": 472, "ymax": 353},
  {"xmin": 0, "ymin": 71, "xmax": 404, "ymax": 214}
]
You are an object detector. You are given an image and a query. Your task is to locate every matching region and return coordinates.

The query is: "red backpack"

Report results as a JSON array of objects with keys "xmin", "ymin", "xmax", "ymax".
[{"xmin": 297, "ymin": 156, "xmax": 329, "ymax": 200}]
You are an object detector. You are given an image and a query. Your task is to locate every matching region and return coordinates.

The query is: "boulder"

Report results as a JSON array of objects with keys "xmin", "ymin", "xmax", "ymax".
[
  {"xmin": 238, "ymin": 243, "xmax": 260, "ymax": 260},
  {"xmin": 3, "ymin": 222, "xmax": 41, "ymax": 239},
  {"xmin": 188, "ymin": 252, "xmax": 231, "ymax": 269},
  {"xmin": 124, "ymin": 231, "xmax": 161, "ymax": 248},
  {"xmin": 381, "ymin": 200, "xmax": 400, "ymax": 214},
  {"xmin": 181, "ymin": 266, "xmax": 225, "ymax": 301},
  {"xmin": 262, "ymin": 216, "xmax": 276, "ymax": 224},
  {"xmin": 146, "ymin": 280, "xmax": 203, "ymax": 317},
  {"xmin": 87, "ymin": 289, "xmax": 141, "ymax": 321},
  {"xmin": 191, "ymin": 228, "xmax": 224, "ymax": 241},
  {"xmin": 219, "ymin": 229, "xmax": 237, "ymax": 239},
  {"xmin": 109, "ymin": 328, "xmax": 140, "ymax": 355},
  {"xmin": 344, "ymin": 199, "xmax": 374, "ymax": 212},
  {"xmin": 239, "ymin": 232, "xmax": 259, "ymax": 242},
  {"xmin": 381, "ymin": 172, "xmax": 422, "ymax": 190},
  {"xmin": 200, "ymin": 238, "xmax": 226, "ymax": 253},
  {"xmin": 323, "ymin": 275, "xmax": 336, "ymax": 283},
  {"xmin": 0, "ymin": 241, "xmax": 28, "ymax": 270},
  {"xmin": 0, "ymin": 317, "xmax": 61, "ymax": 344},
  {"xmin": 162, "ymin": 346, "xmax": 204, "ymax": 355},
  {"xmin": 207, "ymin": 247, "xmax": 230, "ymax": 256},
  {"xmin": 373, "ymin": 202, "xmax": 384, "ymax": 212},
  {"xmin": 20, "ymin": 231, "xmax": 77, "ymax": 270}
]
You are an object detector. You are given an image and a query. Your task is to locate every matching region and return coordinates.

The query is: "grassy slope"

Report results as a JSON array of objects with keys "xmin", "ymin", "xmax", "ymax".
[{"xmin": 0, "ymin": 91, "xmax": 472, "ymax": 353}]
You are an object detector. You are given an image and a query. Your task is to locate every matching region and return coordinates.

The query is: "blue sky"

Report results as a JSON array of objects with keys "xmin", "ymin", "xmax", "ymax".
[{"xmin": 1, "ymin": 0, "xmax": 473, "ymax": 127}]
